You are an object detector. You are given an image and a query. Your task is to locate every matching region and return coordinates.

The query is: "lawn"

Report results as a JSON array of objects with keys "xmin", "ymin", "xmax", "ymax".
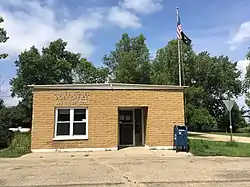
[
  {"xmin": 0, "ymin": 132, "xmax": 31, "ymax": 158},
  {"xmin": 208, "ymin": 132, "xmax": 250, "ymax": 137},
  {"xmin": 189, "ymin": 139, "xmax": 250, "ymax": 157}
]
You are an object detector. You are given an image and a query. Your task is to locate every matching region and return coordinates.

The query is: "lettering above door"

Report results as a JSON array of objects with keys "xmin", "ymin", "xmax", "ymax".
[{"xmin": 54, "ymin": 91, "xmax": 89, "ymax": 105}]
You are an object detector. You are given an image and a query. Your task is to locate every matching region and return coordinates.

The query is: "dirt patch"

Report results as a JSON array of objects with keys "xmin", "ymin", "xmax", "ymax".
[{"xmin": 189, "ymin": 132, "xmax": 250, "ymax": 143}]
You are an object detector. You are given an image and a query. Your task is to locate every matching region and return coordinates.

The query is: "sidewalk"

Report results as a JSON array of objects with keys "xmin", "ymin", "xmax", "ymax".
[{"xmin": 19, "ymin": 147, "xmax": 192, "ymax": 160}]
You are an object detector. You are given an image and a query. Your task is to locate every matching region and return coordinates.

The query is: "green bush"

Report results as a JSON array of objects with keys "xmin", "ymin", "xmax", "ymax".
[
  {"xmin": 0, "ymin": 132, "xmax": 31, "ymax": 157},
  {"xmin": 237, "ymin": 126, "xmax": 250, "ymax": 133},
  {"xmin": 10, "ymin": 132, "xmax": 31, "ymax": 153}
]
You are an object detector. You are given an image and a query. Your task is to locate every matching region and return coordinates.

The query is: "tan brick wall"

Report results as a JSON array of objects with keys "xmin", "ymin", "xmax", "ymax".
[{"xmin": 31, "ymin": 89, "xmax": 185, "ymax": 150}]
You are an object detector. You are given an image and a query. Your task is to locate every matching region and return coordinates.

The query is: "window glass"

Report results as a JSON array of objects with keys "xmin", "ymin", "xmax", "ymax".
[
  {"xmin": 73, "ymin": 122, "xmax": 86, "ymax": 135},
  {"xmin": 57, "ymin": 122, "xmax": 70, "ymax": 135},
  {"xmin": 55, "ymin": 108, "xmax": 88, "ymax": 138},
  {"xmin": 119, "ymin": 115, "xmax": 125, "ymax": 120},
  {"xmin": 74, "ymin": 109, "xmax": 86, "ymax": 121},
  {"xmin": 125, "ymin": 115, "xmax": 131, "ymax": 121},
  {"xmin": 57, "ymin": 109, "xmax": 70, "ymax": 121}
]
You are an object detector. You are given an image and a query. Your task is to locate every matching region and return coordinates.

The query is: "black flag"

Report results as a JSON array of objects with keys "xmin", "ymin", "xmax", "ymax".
[
  {"xmin": 181, "ymin": 32, "xmax": 191, "ymax": 45},
  {"xmin": 177, "ymin": 12, "xmax": 192, "ymax": 45}
]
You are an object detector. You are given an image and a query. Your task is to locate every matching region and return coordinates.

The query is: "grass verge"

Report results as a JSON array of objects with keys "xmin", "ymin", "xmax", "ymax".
[
  {"xmin": 189, "ymin": 139, "xmax": 250, "ymax": 157},
  {"xmin": 0, "ymin": 132, "xmax": 31, "ymax": 158}
]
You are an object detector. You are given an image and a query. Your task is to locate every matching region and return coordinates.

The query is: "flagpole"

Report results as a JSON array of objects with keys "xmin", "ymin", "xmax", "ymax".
[
  {"xmin": 177, "ymin": 7, "xmax": 182, "ymax": 86},
  {"xmin": 181, "ymin": 40, "xmax": 185, "ymax": 86}
]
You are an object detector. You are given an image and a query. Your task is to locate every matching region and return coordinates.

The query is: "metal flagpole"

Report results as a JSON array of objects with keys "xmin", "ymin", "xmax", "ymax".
[
  {"xmin": 180, "ymin": 40, "xmax": 185, "ymax": 86},
  {"xmin": 177, "ymin": 7, "xmax": 182, "ymax": 86}
]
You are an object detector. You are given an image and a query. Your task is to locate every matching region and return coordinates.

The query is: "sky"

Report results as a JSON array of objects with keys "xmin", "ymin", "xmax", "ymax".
[{"xmin": 0, "ymin": 0, "xmax": 250, "ymax": 108}]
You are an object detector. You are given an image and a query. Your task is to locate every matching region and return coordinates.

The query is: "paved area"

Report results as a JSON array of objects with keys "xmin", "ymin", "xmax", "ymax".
[
  {"xmin": 189, "ymin": 131, "xmax": 250, "ymax": 143},
  {"xmin": 1, "ymin": 147, "xmax": 250, "ymax": 186}
]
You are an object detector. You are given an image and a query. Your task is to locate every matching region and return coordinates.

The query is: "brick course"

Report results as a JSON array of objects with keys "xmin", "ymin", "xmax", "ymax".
[{"xmin": 31, "ymin": 89, "xmax": 185, "ymax": 150}]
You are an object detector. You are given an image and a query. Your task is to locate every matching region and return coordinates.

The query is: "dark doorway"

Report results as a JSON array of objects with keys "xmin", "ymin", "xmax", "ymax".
[
  {"xmin": 118, "ymin": 109, "xmax": 133, "ymax": 146},
  {"xmin": 118, "ymin": 108, "xmax": 144, "ymax": 147}
]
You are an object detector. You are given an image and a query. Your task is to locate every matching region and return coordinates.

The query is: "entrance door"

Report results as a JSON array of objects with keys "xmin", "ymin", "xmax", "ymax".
[
  {"xmin": 118, "ymin": 108, "xmax": 144, "ymax": 147},
  {"xmin": 119, "ymin": 110, "xmax": 134, "ymax": 146}
]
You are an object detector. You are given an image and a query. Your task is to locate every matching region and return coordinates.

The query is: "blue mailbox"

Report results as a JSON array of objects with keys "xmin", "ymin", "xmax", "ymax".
[{"xmin": 173, "ymin": 125, "xmax": 189, "ymax": 152}]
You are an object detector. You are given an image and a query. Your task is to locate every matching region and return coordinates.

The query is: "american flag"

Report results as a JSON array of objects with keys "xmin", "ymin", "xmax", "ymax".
[
  {"xmin": 177, "ymin": 8, "xmax": 182, "ymax": 39},
  {"xmin": 176, "ymin": 7, "xmax": 191, "ymax": 45}
]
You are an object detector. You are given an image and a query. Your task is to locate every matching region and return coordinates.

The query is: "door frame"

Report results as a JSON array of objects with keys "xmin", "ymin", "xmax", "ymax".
[
  {"xmin": 141, "ymin": 108, "xmax": 145, "ymax": 145},
  {"xmin": 118, "ymin": 107, "xmax": 144, "ymax": 146}
]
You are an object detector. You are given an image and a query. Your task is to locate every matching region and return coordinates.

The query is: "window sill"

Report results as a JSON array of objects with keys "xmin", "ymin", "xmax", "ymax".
[{"xmin": 53, "ymin": 136, "xmax": 88, "ymax": 141}]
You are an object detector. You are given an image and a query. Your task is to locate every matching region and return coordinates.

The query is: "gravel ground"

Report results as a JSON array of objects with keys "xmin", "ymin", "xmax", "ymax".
[
  {"xmin": 1, "ymin": 148, "xmax": 250, "ymax": 186},
  {"xmin": 189, "ymin": 132, "xmax": 250, "ymax": 143}
]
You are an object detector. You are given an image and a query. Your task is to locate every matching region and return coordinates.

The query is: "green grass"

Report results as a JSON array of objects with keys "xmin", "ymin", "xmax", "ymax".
[
  {"xmin": 208, "ymin": 132, "xmax": 250, "ymax": 137},
  {"xmin": 0, "ymin": 132, "xmax": 31, "ymax": 158},
  {"xmin": 189, "ymin": 139, "xmax": 250, "ymax": 157}
]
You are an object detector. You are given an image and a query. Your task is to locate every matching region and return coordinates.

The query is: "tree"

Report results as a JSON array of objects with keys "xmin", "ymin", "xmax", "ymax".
[
  {"xmin": 192, "ymin": 53, "xmax": 242, "ymax": 123},
  {"xmin": 0, "ymin": 16, "xmax": 9, "ymax": 111},
  {"xmin": 0, "ymin": 104, "xmax": 31, "ymax": 128},
  {"xmin": 219, "ymin": 104, "xmax": 247, "ymax": 133},
  {"xmin": 0, "ymin": 99, "xmax": 3, "ymax": 110},
  {"xmin": 246, "ymin": 48, "xmax": 250, "ymax": 60},
  {"xmin": 191, "ymin": 53, "xmax": 242, "ymax": 131},
  {"xmin": 0, "ymin": 16, "xmax": 9, "ymax": 59},
  {"xmin": 151, "ymin": 39, "xmax": 243, "ymax": 132},
  {"xmin": 103, "ymin": 33, "xmax": 151, "ymax": 84},
  {"xmin": 186, "ymin": 104, "xmax": 217, "ymax": 132},
  {"xmin": 243, "ymin": 47, "xmax": 250, "ymax": 117},
  {"xmin": 10, "ymin": 39, "xmax": 82, "ymax": 109},
  {"xmin": 151, "ymin": 40, "xmax": 195, "ymax": 85},
  {"xmin": 74, "ymin": 58, "xmax": 108, "ymax": 83},
  {"xmin": 0, "ymin": 75, "xmax": 5, "ymax": 109},
  {"xmin": 184, "ymin": 86, "xmax": 217, "ymax": 131}
]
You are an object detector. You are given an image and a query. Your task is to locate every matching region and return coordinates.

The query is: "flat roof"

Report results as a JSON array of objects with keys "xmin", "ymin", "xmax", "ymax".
[{"xmin": 28, "ymin": 83, "xmax": 188, "ymax": 90}]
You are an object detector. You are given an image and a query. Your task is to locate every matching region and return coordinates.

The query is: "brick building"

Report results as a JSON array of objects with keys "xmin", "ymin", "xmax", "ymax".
[{"xmin": 29, "ymin": 83, "xmax": 186, "ymax": 152}]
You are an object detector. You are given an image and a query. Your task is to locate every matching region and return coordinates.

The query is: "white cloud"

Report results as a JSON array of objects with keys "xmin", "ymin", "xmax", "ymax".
[
  {"xmin": 107, "ymin": 0, "xmax": 163, "ymax": 29},
  {"xmin": 237, "ymin": 59, "xmax": 250, "ymax": 81},
  {"xmin": 237, "ymin": 95, "xmax": 246, "ymax": 109},
  {"xmin": 0, "ymin": 0, "xmax": 104, "ymax": 58},
  {"xmin": 107, "ymin": 6, "xmax": 142, "ymax": 29},
  {"xmin": 120, "ymin": 0, "xmax": 162, "ymax": 14},
  {"xmin": 230, "ymin": 21, "xmax": 250, "ymax": 50},
  {"xmin": 0, "ymin": 83, "xmax": 20, "ymax": 107},
  {"xmin": 236, "ymin": 59, "xmax": 250, "ymax": 109},
  {"xmin": 0, "ymin": 0, "xmax": 150, "ymax": 58},
  {"xmin": 2, "ymin": 95, "xmax": 20, "ymax": 107}
]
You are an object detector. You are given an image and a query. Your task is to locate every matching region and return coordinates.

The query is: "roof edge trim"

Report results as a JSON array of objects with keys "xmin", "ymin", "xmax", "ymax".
[{"xmin": 28, "ymin": 83, "xmax": 188, "ymax": 90}]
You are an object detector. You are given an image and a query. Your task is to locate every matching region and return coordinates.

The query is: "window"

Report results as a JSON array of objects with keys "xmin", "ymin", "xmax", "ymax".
[{"xmin": 54, "ymin": 108, "xmax": 88, "ymax": 140}]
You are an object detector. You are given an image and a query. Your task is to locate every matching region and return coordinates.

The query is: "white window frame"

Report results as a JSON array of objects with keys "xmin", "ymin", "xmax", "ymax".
[{"xmin": 53, "ymin": 107, "xmax": 88, "ymax": 140}]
